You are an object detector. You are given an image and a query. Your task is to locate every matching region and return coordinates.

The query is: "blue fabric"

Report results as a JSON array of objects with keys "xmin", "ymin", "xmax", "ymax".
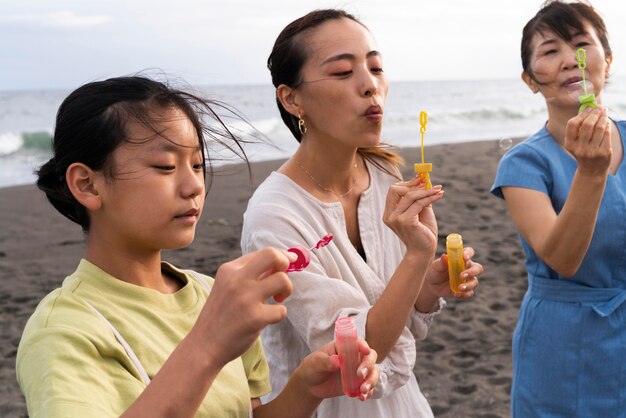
[{"xmin": 491, "ymin": 121, "xmax": 626, "ymax": 417}]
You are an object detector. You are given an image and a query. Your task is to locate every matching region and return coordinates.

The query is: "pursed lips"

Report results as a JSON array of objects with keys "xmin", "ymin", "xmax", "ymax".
[
  {"xmin": 364, "ymin": 105, "xmax": 383, "ymax": 121},
  {"xmin": 175, "ymin": 208, "xmax": 200, "ymax": 220}
]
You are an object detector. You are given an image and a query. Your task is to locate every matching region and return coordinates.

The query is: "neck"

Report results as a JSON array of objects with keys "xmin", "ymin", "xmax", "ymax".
[
  {"xmin": 294, "ymin": 137, "xmax": 360, "ymax": 195},
  {"xmin": 85, "ymin": 233, "xmax": 181, "ymax": 294}
]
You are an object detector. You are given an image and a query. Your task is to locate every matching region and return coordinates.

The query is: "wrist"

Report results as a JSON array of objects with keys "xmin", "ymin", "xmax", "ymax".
[
  {"xmin": 415, "ymin": 288, "xmax": 440, "ymax": 313},
  {"xmin": 403, "ymin": 249, "xmax": 435, "ymax": 266},
  {"xmin": 184, "ymin": 328, "xmax": 228, "ymax": 376}
]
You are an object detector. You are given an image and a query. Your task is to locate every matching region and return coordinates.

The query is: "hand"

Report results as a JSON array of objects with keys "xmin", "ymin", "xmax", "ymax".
[
  {"xmin": 425, "ymin": 247, "xmax": 482, "ymax": 299},
  {"xmin": 296, "ymin": 339, "xmax": 379, "ymax": 401},
  {"xmin": 564, "ymin": 107, "xmax": 612, "ymax": 177},
  {"xmin": 383, "ymin": 176, "xmax": 444, "ymax": 255},
  {"xmin": 192, "ymin": 248, "xmax": 295, "ymax": 367}
]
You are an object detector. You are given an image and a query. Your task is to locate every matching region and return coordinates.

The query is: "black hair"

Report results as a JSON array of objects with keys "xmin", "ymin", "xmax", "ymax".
[
  {"xmin": 521, "ymin": 0, "xmax": 611, "ymax": 78},
  {"xmin": 267, "ymin": 9, "xmax": 403, "ymax": 173},
  {"xmin": 37, "ymin": 75, "xmax": 250, "ymax": 231}
]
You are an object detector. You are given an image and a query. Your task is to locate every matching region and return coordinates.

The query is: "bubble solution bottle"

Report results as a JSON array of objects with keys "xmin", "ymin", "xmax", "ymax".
[
  {"xmin": 334, "ymin": 317, "xmax": 364, "ymax": 398},
  {"xmin": 446, "ymin": 233, "xmax": 466, "ymax": 293}
]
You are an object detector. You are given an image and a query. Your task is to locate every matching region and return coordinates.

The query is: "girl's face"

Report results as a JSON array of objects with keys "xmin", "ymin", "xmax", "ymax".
[
  {"xmin": 294, "ymin": 18, "xmax": 388, "ymax": 148},
  {"xmin": 523, "ymin": 20, "xmax": 612, "ymax": 110},
  {"xmin": 94, "ymin": 106, "xmax": 205, "ymax": 254}
]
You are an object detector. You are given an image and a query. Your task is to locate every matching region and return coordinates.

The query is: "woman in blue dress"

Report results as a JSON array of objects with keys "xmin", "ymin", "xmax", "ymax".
[{"xmin": 491, "ymin": 1, "xmax": 625, "ymax": 416}]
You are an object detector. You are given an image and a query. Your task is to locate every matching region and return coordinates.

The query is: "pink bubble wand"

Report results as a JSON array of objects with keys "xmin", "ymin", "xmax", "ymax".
[{"xmin": 286, "ymin": 233, "xmax": 334, "ymax": 272}]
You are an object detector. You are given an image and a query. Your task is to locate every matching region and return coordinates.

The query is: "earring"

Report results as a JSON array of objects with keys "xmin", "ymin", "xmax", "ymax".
[{"xmin": 298, "ymin": 114, "xmax": 307, "ymax": 135}]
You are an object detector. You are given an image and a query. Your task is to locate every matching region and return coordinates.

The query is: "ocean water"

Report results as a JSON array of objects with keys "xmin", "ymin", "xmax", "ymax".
[{"xmin": 2, "ymin": 78, "xmax": 625, "ymax": 189}]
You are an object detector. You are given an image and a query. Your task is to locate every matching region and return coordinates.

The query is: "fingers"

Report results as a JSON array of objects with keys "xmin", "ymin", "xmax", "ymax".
[
  {"xmin": 394, "ymin": 185, "xmax": 444, "ymax": 214},
  {"xmin": 454, "ymin": 260, "xmax": 482, "ymax": 299},
  {"xmin": 588, "ymin": 108, "xmax": 610, "ymax": 148},
  {"xmin": 238, "ymin": 247, "xmax": 293, "ymax": 277},
  {"xmin": 430, "ymin": 254, "xmax": 448, "ymax": 273},
  {"xmin": 353, "ymin": 338, "xmax": 378, "ymax": 401},
  {"xmin": 462, "ymin": 246, "xmax": 476, "ymax": 262}
]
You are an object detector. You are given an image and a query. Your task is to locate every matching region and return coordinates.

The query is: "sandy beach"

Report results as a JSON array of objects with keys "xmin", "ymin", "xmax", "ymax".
[{"xmin": 0, "ymin": 139, "xmax": 525, "ymax": 418}]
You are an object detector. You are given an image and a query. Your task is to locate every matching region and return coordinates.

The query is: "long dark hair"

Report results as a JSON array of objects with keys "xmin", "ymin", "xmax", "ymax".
[
  {"xmin": 37, "ymin": 75, "xmax": 250, "ymax": 231},
  {"xmin": 521, "ymin": 0, "xmax": 612, "ymax": 80},
  {"xmin": 267, "ymin": 9, "xmax": 403, "ymax": 174}
]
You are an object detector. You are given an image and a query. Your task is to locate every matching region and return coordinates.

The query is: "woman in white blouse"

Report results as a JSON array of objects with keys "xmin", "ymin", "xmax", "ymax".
[{"xmin": 241, "ymin": 9, "xmax": 482, "ymax": 417}]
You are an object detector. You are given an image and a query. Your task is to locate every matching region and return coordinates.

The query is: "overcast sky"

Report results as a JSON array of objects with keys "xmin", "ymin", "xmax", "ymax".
[{"xmin": 1, "ymin": 0, "xmax": 625, "ymax": 91}]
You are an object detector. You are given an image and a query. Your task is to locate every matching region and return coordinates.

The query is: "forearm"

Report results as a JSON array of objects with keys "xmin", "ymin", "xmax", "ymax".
[
  {"xmin": 121, "ymin": 332, "xmax": 223, "ymax": 418},
  {"xmin": 414, "ymin": 286, "xmax": 440, "ymax": 313},
  {"xmin": 366, "ymin": 251, "xmax": 433, "ymax": 360},
  {"xmin": 539, "ymin": 170, "xmax": 607, "ymax": 276},
  {"xmin": 253, "ymin": 367, "xmax": 321, "ymax": 418}
]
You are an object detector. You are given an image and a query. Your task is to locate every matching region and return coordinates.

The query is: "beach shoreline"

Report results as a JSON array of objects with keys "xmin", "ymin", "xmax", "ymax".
[{"xmin": 0, "ymin": 140, "xmax": 525, "ymax": 418}]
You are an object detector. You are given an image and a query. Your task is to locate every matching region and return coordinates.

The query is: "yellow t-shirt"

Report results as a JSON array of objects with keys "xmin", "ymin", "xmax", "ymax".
[{"xmin": 16, "ymin": 259, "xmax": 271, "ymax": 417}]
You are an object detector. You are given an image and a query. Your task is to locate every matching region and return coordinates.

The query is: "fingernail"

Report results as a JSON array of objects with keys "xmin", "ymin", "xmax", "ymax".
[
  {"xmin": 461, "ymin": 273, "xmax": 468, "ymax": 279},
  {"xmin": 362, "ymin": 382, "xmax": 371, "ymax": 392},
  {"xmin": 460, "ymin": 285, "xmax": 467, "ymax": 291},
  {"xmin": 287, "ymin": 251, "xmax": 298, "ymax": 261},
  {"xmin": 360, "ymin": 367, "xmax": 368, "ymax": 378}
]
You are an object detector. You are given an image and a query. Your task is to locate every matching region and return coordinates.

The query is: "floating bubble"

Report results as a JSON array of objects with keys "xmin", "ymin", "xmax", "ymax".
[
  {"xmin": 499, "ymin": 137, "xmax": 513, "ymax": 151},
  {"xmin": 566, "ymin": 78, "xmax": 596, "ymax": 104}
]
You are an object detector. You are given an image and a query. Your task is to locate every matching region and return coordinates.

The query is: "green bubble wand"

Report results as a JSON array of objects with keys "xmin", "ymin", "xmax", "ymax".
[{"xmin": 576, "ymin": 48, "xmax": 597, "ymax": 113}]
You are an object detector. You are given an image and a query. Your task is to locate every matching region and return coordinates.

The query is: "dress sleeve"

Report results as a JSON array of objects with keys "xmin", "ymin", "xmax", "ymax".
[
  {"xmin": 491, "ymin": 143, "xmax": 551, "ymax": 199},
  {"xmin": 17, "ymin": 326, "xmax": 134, "ymax": 417},
  {"xmin": 243, "ymin": 225, "xmax": 417, "ymax": 399},
  {"xmin": 407, "ymin": 297, "xmax": 445, "ymax": 341}
]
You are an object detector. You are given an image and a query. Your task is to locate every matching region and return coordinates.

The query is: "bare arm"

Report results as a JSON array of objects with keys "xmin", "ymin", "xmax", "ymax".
[
  {"xmin": 364, "ymin": 177, "xmax": 443, "ymax": 360},
  {"xmin": 502, "ymin": 108, "xmax": 611, "ymax": 277},
  {"xmin": 253, "ymin": 340, "xmax": 379, "ymax": 418},
  {"xmin": 121, "ymin": 248, "xmax": 294, "ymax": 418}
]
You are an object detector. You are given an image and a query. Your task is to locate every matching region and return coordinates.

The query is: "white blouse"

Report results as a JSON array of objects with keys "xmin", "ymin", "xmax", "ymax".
[{"xmin": 241, "ymin": 158, "xmax": 442, "ymax": 418}]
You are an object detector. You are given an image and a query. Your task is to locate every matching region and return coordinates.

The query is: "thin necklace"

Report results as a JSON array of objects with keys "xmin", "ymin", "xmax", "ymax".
[{"xmin": 295, "ymin": 158, "xmax": 358, "ymax": 198}]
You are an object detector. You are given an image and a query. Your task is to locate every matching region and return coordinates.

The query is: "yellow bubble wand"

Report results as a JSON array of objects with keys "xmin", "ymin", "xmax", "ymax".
[
  {"xmin": 413, "ymin": 110, "xmax": 432, "ymax": 189},
  {"xmin": 576, "ymin": 48, "xmax": 597, "ymax": 113}
]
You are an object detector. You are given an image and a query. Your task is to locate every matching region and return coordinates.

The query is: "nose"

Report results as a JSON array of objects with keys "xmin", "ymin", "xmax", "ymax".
[
  {"xmin": 562, "ymin": 45, "xmax": 581, "ymax": 71},
  {"xmin": 180, "ymin": 164, "xmax": 205, "ymax": 199},
  {"xmin": 361, "ymin": 70, "xmax": 378, "ymax": 98}
]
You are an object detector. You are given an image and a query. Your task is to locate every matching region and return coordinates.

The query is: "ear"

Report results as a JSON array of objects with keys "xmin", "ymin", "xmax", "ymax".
[
  {"xmin": 276, "ymin": 84, "xmax": 303, "ymax": 117},
  {"xmin": 521, "ymin": 71, "xmax": 539, "ymax": 94},
  {"xmin": 65, "ymin": 163, "xmax": 103, "ymax": 211},
  {"xmin": 605, "ymin": 54, "xmax": 613, "ymax": 79}
]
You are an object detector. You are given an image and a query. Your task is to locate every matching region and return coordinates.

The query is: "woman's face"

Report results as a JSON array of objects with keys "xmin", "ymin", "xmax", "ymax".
[
  {"xmin": 523, "ymin": 20, "xmax": 612, "ymax": 110},
  {"xmin": 294, "ymin": 18, "xmax": 388, "ymax": 148},
  {"xmin": 94, "ymin": 106, "xmax": 205, "ymax": 253}
]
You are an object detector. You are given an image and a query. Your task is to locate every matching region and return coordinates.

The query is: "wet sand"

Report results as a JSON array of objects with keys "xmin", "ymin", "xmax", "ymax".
[{"xmin": 0, "ymin": 139, "xmax": 525, "ymax": 417}]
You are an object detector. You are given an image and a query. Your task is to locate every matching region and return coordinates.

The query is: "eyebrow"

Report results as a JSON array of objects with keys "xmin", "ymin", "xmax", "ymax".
[
  {"xmin": 321, "ymin": 50, "xmax": 381, "ymax": 65},
  {"xmin": 149, "ymin": 140, "xmax": 201, "ymax": 154},
  {"xmin": 537, "ymin": 30, "xmax": 589, "ymax": 48}
]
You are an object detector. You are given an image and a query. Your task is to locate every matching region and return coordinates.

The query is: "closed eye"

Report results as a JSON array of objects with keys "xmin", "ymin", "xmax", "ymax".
[{"xmin": 154, "ymin": 165, "xmax": 175, "ymax": 171}]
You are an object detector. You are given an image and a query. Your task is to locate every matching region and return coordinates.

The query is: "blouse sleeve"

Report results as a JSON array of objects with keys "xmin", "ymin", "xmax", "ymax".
[
  {"xmin": 491, "ymin": 143, "xmax": 551, "ymax": 199},
  {"xmin": 243, "ymin": 225, "xmax": 417, "ymax": 398}
]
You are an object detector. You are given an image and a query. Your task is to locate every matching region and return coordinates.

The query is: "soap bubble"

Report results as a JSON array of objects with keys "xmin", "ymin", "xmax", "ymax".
[
  {"xmin": 566, "ymin": 79, "xmax": 596, "ymax": 103},
  {"xmin": 499, "ymin": 137, "xmax": 513, "ymax": 151}
]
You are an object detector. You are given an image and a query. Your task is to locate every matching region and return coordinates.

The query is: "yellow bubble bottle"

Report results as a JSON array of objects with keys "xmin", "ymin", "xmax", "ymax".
[
  {"xmin": 414, "ymin": 111, "xmax": 432, "ymax": 189},
  {"xmin": 446, "ymin": 233, "xmax": 465, "ymax": 293}
]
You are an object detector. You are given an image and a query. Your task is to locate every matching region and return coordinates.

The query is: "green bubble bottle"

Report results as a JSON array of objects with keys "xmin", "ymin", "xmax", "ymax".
[{"xmin": 446, "ymin": 233, "xmax": 465, "ymax": 292}]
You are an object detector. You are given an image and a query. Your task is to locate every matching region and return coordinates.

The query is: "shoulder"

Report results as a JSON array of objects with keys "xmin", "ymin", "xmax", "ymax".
[{"xmin": 491, "ymin": 128, "xmax": 555, "ymax": 198}]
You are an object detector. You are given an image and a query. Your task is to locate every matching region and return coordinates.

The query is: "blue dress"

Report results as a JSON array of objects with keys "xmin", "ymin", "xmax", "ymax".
[{"xmin": 491, "ymin": 121, "xmax": 626, "ymax": 417}]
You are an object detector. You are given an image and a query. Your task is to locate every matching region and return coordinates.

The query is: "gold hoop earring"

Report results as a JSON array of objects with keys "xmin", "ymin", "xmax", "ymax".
[{"xmin": 298, "ymin": 114, "xmax": 307, "ymax": 135}]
